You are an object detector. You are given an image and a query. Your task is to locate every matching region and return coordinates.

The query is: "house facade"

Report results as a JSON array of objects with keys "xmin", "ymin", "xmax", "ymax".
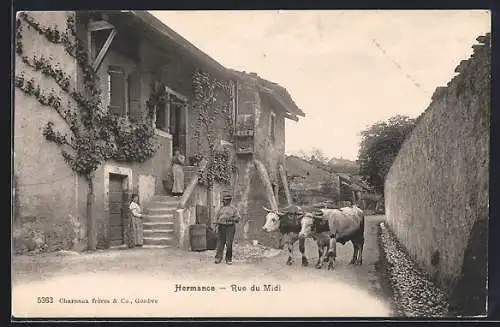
[
  {"xmin": 229, "ymin": 71, "xmax": 305, "ymax": 246},
  {"xmin": 14, "ymin": 10, "xmax": 304, "ymax": 252}
]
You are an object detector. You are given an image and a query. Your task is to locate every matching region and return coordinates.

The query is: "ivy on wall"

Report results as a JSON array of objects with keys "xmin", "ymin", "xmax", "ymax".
[
  {"xmin": 191, "ymin": 70, "xmax": 235, "ymax": 186},
  {"xmin": 15, "ymin": 12, "xmax": 159, "ymax": 179},
  {"xmin": 146, "ymin": 84, "xmax": 169, "ymax": 119}
]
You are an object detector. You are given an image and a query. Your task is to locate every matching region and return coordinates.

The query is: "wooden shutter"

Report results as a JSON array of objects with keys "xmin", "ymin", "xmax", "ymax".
[
  {"xmin": 177, "ymin": 102, "xmax": 187, "ymax": 156},
  {"xmin": 127, "ymin": 70, "xmax": 142, "ymax": 121},
  {"xmin": 169, "ymin": 98, "xmax": 177, "ymax": 135},
  {"xmin": 108, "ymin": 67, "xmax": 125, "ymax": 115}
]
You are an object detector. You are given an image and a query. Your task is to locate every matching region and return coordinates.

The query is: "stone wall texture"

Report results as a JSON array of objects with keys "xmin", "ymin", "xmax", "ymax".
[
  {"xmin": 384, "ymin": 34, "xmax": 490, "ymax": 315},
  {"xmin": 14, "ymin": 11, "xmax": 83, "ymax": 253}
]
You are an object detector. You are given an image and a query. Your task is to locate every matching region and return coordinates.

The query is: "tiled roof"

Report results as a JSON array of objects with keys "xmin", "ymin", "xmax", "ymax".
[{"xmin": 285, "ymin": 156, "xmax": 335, "ymax": 184}]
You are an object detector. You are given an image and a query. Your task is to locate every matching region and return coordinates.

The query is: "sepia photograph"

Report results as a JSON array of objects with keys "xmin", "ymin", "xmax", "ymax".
[{"xmin": 11, "ymin": 9, "xmax": 490, "ymax": 319}]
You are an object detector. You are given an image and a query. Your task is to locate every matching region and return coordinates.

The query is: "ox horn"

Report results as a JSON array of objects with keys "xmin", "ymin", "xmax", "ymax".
[{"xmin": 262, "ymin": 206, "xmax": 272, "ymax": 213}]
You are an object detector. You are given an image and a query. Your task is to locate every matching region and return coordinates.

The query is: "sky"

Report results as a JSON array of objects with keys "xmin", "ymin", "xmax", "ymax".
[{"xmin": 150, "ymin": 10, "xmax": 490, "ymax": 161}]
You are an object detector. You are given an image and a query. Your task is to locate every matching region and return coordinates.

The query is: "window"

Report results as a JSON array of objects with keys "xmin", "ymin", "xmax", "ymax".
[
  {"xmin": 269, "ymin": 111, "xmax": 276, "ymax": 140},
  {"xmin": 127, "ymin": 71, "xmax": 142, "ymax": 121},
  {"xmin": 154, "ymin": 87, "xmax": 188, "ymax": 137},
  {"xmin": 108, "ymin": 66, "xmax": 126, "ymax": 116}
]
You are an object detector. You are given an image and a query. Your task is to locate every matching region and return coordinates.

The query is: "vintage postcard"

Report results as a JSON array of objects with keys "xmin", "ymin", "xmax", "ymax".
[{"xmin": 12, "ymin": 9, "xmax": 491, "ymax": 319}]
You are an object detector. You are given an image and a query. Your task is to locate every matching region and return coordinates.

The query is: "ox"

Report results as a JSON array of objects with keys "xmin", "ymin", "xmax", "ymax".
[
  {"xmin": 298, "ymin": 206, "xmax": 365, "ymax": 270},
  {"xmin": 261, "ymin": 205, "xmax": 311, "ymax": 267}
]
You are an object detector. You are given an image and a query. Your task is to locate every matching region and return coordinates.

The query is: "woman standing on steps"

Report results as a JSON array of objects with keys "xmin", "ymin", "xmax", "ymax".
[
  {"xmin": 128, "ymin": 193, "xmax": 144, "ymax": 248},
  {"xmin": 171, "ymin": 148, "xmax": 185, "ymax": 197}
]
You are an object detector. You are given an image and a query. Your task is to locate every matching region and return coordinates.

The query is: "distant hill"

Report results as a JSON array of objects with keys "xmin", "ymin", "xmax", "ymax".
[{"xmin": 327, "ymin": 157, "xmax": 359, "ymax": 174}]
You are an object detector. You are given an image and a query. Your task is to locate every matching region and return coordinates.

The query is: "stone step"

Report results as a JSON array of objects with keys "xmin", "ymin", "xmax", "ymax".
[
  {"xmin": 143, "ymin": 221, "xmax": 175, "ymax": 229},
  {"xmin": 144, "ymin": 229, "xmax": 175, "ymax": 237},
  {"xmin": 143, "ymin": 236, "xmax": 174, "ymax": 246},
  {"xmin": 143, "ymin": 213, "xmax": 174, "ymax": 220},
  {"xmin": 146, "ymin": 207, "xmax": 176, "ymax": 214},
  {"xmin": 143, "ymin": 218, "xmax": 173, "ymax": 225},
  {"xmin": 151, "ymin": 195, "xmax": 179, "ymax": 202},
  {"xmin": 147, "ymin": 202, "xmax": 179, "ymax": 210},
  {"xmin": 142, "ymin": 245, "xmax": 171, "ymax": 249}
]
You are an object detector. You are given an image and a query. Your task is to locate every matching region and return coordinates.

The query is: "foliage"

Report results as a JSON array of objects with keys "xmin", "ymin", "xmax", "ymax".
[
  {"xmin": 15, "ymin": 12, "xmax": 159, "ymax": 179},
  {"xmin": 146, "ymin": 84, "xmax": 169, "ymax": 119},
  {"xmin": 192, "ymin": 70, "xmax": 234, "ymax": 152},
  {"xmin": 197, "ymin": 149, "xmax": 235, "ymax": 187},
  {"xmin": 191, "ymin": 69, "xmax": 235, "ymax": 187},
  {"xmin": 188, "ymin": 154, "xmax": 204, "ymax": 166},
  {"xmin": 296, "ymin": 148, "xmax": 330, "ymax": 164},
  {"xmin": 327, "ymin": 158, "xmax": 360, "ymax": 175},
  {"xmin": 357, "ymin": 115, "xmax": 417, "ymax": 193}
]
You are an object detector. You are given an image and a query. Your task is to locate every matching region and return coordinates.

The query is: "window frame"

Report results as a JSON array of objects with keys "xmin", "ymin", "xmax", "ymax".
[
  {"xmin": 153, "ymin": 86, "xmax": 188, "ymax": 140},
  {"xmin": 107, "ymin": 65, "xmax": 127, "ymax": 116}
]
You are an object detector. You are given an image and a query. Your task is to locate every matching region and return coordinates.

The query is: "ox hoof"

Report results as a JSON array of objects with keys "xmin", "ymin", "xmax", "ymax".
[
  {"xmin": 357, "ymin": 260, "xmax": 363, "ymax": 265},
  {"xmin": 315, "ymin": 263, "xmax": 322, "ymax": 269},
  {"xmin": 349, "ymin": 260, "xmax": 356, "ymax": 265},
  {"xmin": 286, "ymin": 259, "xmax": 293, "ymax": 266},
  {"xmin": 301, "ymin": 259, "xmax": 309, "ymax": 267},
  {"xmin": 327, "ymin": 262, "xmax": 335, "ymax": 270}
]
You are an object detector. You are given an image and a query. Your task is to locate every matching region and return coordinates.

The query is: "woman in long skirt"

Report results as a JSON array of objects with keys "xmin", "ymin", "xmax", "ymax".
[
  {"xmin": 128, "ymin": 193, "xmax": 144, "ymax": 248},
  {"xmin": 171, "ymin": 148, "xmax": 185, "ymax": 197}
]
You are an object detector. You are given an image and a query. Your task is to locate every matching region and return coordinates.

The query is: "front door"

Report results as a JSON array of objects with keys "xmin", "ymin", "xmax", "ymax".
[
  {"xmin": 169, "ymin": 100, "xmax": 187, "ymax": 156},
  {"xmin": 108, "ymin": 173, "xmax": 128, "ymax": 246}
]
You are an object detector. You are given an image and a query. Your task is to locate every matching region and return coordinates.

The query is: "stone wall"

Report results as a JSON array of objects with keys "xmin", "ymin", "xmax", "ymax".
[
  {"xmin": 384, "ymin": 35, "xmax": 490, "ymax": 315},
  {"xmin": 13, "ymin": 11, "xmax": 83, "ymax": 253},
  {"xmin": 230, "ymin": 73, "xmax": 288, "ymax": 247}
]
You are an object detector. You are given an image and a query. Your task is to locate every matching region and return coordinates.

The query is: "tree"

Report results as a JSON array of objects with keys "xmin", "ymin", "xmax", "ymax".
[
  {"xmin": 357, "ymin": 115, "xmax": 416, "ymax": 193},
  {"xmin": 296, "ymin": 147, "xmax": 330, "ymax": 164}
]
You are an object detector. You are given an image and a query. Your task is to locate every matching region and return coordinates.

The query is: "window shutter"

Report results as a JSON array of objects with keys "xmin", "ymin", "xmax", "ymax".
[
  {"xmin": 127, "ymin": 70, "xmax": 142, "ymax": 121},
  {"xmin": 108, "ymin": 67, "xmax": 125, "ymax": 115}
]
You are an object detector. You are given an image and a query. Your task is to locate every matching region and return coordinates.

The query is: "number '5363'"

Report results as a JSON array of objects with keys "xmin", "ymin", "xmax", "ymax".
[{"xmin": 37, "ymin": 297, "xmax": 54, "ymax": 303}]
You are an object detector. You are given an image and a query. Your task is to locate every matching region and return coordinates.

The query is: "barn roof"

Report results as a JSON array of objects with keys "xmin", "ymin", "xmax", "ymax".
[{"xmin": 285, "ymin": 156, "xmax": 336, "ymax": 184}]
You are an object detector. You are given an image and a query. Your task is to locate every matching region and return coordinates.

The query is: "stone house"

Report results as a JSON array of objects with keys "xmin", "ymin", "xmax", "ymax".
[
  {"xmin": 284, "ymin": 155, "xmax": 341, "ymax": 206},
  {"xmin": 13, "ymin": 10, "xmax": 304, "ymax": 252},
  {"xmin": 176, "ymin": 70, "xmax": 305, "ymax": 248}
]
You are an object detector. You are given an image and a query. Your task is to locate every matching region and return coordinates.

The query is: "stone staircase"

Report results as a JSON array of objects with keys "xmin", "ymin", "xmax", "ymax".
[
  {"xmin": 142, "ymin": 195, "xmax": 179, "ymax": 248},
  {"xmin": 142, "ymin": 167, "xmax": 198, "ymax": 248}
]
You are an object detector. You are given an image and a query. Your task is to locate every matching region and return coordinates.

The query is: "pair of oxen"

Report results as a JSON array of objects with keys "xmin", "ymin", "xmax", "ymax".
[{"xmin": 261, "ymin": 204, "xmax": 365, "ymax": 270}]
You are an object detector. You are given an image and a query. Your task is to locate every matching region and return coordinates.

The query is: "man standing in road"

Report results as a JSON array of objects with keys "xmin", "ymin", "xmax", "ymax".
[{"xmin": 214, "ymin": 193, "xmax": 241, "ymax": 265}]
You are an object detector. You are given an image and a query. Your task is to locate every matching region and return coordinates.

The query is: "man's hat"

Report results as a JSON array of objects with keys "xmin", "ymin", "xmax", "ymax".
[{"xmin": 222, "ymin": 193, "xmax": 233, "ymax": 201}]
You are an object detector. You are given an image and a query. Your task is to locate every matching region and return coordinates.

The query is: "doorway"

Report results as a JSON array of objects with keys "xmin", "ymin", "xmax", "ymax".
[
  {"xmin": 108, "ymin": 173, "xmax": 129, "ymax": 246},
  {"xmin": 169, "ymin": 100, "xmax": 187, "ymax": 156}
]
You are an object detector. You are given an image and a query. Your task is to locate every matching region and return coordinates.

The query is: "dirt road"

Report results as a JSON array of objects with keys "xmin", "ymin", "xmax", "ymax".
[{"xmin": 12, "ymin": 215, "xmax": 394, "ymax": 318}]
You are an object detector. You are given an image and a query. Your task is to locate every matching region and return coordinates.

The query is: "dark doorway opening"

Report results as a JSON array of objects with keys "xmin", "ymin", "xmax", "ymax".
[{"xmin": 108, "ymin": 173, "xmax": 129, "ymax": 246}]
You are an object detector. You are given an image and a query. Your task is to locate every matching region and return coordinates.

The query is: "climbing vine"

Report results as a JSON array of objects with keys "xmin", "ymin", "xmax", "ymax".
[
  {"xmin": 191, "ymin": 70, "xmax": 235, "ymax": 186},
  {"xmin": 145, "ymin": 84, "xmax": 170, "ymax": 119},
  {"xmin": 15, "ymin": 12, "xmax": 159, "ymax": 178}
]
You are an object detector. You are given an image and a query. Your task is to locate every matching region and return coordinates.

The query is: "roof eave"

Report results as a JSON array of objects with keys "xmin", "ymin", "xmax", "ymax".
[
  {"xmin": 121, "ymin": 11, "xmax": 237, "ymax": 80},
  {"xmin": 258, "ymin": 85, "xmax": 305, "ymax": 119}
]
